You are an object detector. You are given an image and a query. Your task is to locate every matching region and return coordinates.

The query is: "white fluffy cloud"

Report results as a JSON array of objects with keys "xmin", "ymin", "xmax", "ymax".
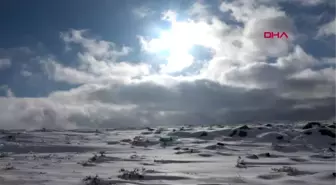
[
  {"xmin": 44, "ymin": 30, "xmax": 151, "ymax": 85},
  {"xmin": 317, "ymin": 18, "xmax": 336, "ymax": 37}
]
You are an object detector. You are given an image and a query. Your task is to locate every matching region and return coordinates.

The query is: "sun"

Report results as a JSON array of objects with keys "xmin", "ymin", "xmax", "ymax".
[
  {"xmin": 146, "ymin": 16, "xmax": 218, "ymax": 73},
  {"xmin": 157, "ymin": 21, "xmax": 196, "ymax": 73}
]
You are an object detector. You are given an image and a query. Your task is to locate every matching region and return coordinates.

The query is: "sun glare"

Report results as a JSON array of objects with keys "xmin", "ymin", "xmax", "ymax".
[
  {"xmin": 151, "ymin": 21, "xmax": 198, "ymax": 73},
  {"xmin": 148, "ymin": 16, "xmax": 219, "ymax": 73}
]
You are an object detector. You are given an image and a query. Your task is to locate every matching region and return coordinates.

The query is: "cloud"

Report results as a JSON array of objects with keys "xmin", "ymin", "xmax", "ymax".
[
  {"xmin": 317, "ymin": 18, "xmax": 336, "ymax": 37},
  {"xmin": 132, "ymin": 6, "xmax": 154, "ymax": 19},
  {"xmin": 2, "ymin": 77, "xmax": 333, "ymax": 129},
  {"xmin": 0, "ymin": 58, "xmax": 11, "ymax": 69},
  {"xmin": 0, "ymin": 1, "xmax": 335, "ymax": 129},
  {"xmin": 42, "ymin": 30, "xmax": 151, "ymax": 85},
  {"xmin": 161, "ymin": 10, "xmax": 177, "ymax": 22}
]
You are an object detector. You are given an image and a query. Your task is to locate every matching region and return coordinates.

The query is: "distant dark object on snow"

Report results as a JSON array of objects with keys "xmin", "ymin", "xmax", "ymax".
[
  {"xmin": 259, "ymin": 152, "xmax": 271, "ymax": 158},
  {"xmin": 229, "ymin": 130, "xmax": 237, "ymax": 137},
  {"xmin": 238, "ymin": 130, "xmax": 247, "ymax": 137},
  {"xmin": 217, "ymin": 142, "xmax": 225, "ymax": 146},
  {"xmin": 238, "ymin": 125, "xmax": 250, "ymax": 130},
  {"xmin": 200, "ymin": 131, "xmax": 208, "ymax": 137},
  {"xmin": 246, "ymin": 154, "xmax": 259, "ymax": 159},
  {"xmin": 4, "ymin": 135, "xmax": 15, "ymax": 141},
  {"xmin": 276, "ymin": 135, "xmax": 284, "ymax": 140},
  {"xmin": 229, "ymin": 129, "xmax": 248, "ymax": 137},
  {"xmin": 180, "ymin": 127, "xmax": 185, "ymax": 131},
  {"xmin": 265, "ymin": 124, "xmax": 273, "ymax": 127},
  {"xmin": 327, "ymin": 124, "xmax": 336, "ymax": 129},
  {"xmin": 304, "ymin": 131, "xmax": 312, "ymax": 135},
  {"xmin": 319, "ymin": 128, "xmax": 335, "ymax": 138},
  {"xmin": 302, "ymin": 122, "xmax": 321, "ymax": 129},
  {"xmin": 146, "ymin": 127, "xmax": 155, "ymax": 131}
]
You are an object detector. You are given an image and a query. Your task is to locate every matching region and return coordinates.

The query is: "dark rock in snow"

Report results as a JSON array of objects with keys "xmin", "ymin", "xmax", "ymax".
[
  {"xmin": 217, "ymin": 142, "xmax": 225, "ymax": 146},
  {"xmin": 238, "ymin": 125, "xmax": 250, "ymax": 130},
  {"xmin": 276, "ymin": 135, "xmax": 284, "ymax": 140},
  {"xmin": 265, "ymin": 124, "xmax": 273, "ymax": 127},
  {"xmin": 327, "ymin": 124, "xmax": 336, "ymax": 129},
  {"xmin": 246, "ymin": 154, "xmax": 259, "ymax": 159},
  {"xmin": 238, "ymin": 130, "xmax": 247, "ymax": 137},
  {"xmin": 229, "ymin": 130, "xmax": 237, "ymax": 137},
  {"xmin": 318, "ymin": 128, "xmax": 335, "ymax": 138},
  {"xmin": 230, "ymin": 127, "xmax": 250, "ymax": 137},
  {"xmin": 200, "ymin": 131, "xmax": 208, "ymax": 137},
  {"xmin": 4, "ymin": 135, "xmax": 15, "ymax": 141},
  {"xmin": 259, "ymin": 152, "xmax": 271, "ymax": 157},
  {"xmin": 304, "ymin": 131, "xmax": 312, "ymax": 135},
  {"xmin": 173, "ymin": 147, "xmax": 181, "ymax": 150},
  {"xmin": 302, "ymin": 122, "xmax": 321, "ymax": 129},
  {"xmin": 146, "ymin": 127, "xmax": 155, "ymax": 131}
]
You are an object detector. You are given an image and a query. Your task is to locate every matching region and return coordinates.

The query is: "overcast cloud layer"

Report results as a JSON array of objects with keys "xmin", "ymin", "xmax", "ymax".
[{"xmin": 0, "ymin": 0, "xmax": 335, "ymax": 129}]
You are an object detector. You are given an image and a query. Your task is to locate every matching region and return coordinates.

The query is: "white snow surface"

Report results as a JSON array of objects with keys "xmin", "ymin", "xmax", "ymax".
[{"xmin": 0, "ymin": 123, "xmax": 335, "ymax": 185}]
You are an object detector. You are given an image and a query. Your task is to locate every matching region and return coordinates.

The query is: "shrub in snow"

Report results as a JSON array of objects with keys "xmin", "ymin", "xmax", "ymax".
[
  {"xmin": 79, "ymin": 161, "xmax": 96, "ymax": 167},
  {"xmin": 3, "ymin": 163, "xmax": 14, "ymax": 170},
  {"xmin": 271, "ymin": 166, "xmax": 299, "ymax": 176},
  {"xmin": 99, "ymin": 151, "xmax": 106, "ymax": 157},
  {"xmin": 235, "ymin": 156, "xmax": 246, "ymax": 168},
  {"xmin": 89, "ymin": 154, "xmax": 98, "ymax": 162},
  {"xmin": 118, "ymin": 168, "xmax": 145, "ymax": 180},
  {"xmin": 82, "ymin": 175, "xmax": 104, "ymax": 185}
]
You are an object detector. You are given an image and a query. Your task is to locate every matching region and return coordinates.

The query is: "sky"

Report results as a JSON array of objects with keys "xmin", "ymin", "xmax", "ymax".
[{"xmin": 0, "ymin": 0, "xmax": 335, "ymax": 129}]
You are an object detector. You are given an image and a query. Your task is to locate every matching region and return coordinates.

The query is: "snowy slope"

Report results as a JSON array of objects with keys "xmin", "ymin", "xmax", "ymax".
[{"xmin": 0, "ymin": 122, "xmax": 335, "ymax": 185}]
